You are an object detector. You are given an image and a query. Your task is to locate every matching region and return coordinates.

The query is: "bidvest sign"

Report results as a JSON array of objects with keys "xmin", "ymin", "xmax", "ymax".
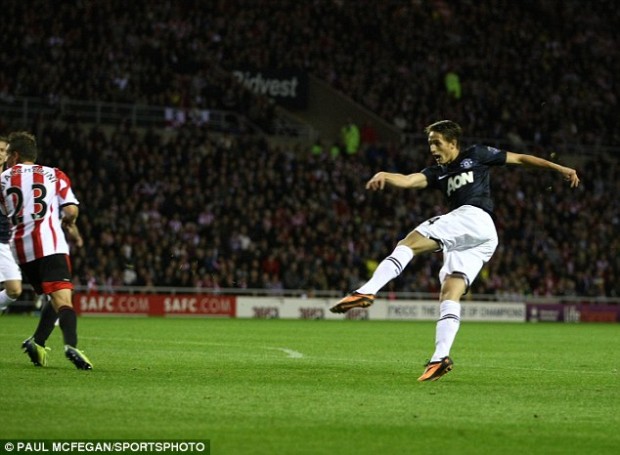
[{"xmin": 232, "ymin": 68, "xmax": 308, "ymax": 109}]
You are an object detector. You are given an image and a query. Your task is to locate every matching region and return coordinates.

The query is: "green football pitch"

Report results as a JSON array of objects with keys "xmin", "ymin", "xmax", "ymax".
[{"xmin": 1, "ymin": 316, "xmax": 618, "ymax": 455}]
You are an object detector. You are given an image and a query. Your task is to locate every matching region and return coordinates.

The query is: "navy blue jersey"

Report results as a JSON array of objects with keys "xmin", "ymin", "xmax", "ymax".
[
  {"xmin": 421, "ymin": 144, "xmax": 507, "ymax": 213},
  {"xmin": 0, "ymin": 213, "xmax": 10, "ymax": 244}
]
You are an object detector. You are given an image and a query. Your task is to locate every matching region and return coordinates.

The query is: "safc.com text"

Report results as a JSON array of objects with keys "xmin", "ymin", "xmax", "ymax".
[{"xmin": 1, "ymin": 441, "xmax": 210, "ymax": 454}]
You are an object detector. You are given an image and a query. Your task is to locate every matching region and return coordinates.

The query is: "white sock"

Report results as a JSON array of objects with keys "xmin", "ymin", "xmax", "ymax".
[
  {"xmin": 0, "ymin": 289, "xmax": 17, "ymax": 310},
  {"xmin": 431, "ymin": 300, "xmax": 461, "ymax": 362},
  {"xmin": 0, "ymin": 289, "xmax": 17, "ymax": 305},
  {"xmin": 356, "ymin": 245, "xmax": 414, "ymax": 295}
]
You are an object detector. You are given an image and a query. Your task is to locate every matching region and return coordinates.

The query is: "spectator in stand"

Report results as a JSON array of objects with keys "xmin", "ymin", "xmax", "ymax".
[
  {"xmin": 360, "ymin": 122, "xmax": 378, "ymax": 147},
  {"xmin": 444, "ymin": 70, "xmax": 462, "ymax": 100},
  {"xmin": 2, "ymin": 1, "xmax": 617, "ymax": 146},
  {"xmin": 341, "ymin": 118, "xmax": 361, "ymax": 157}
]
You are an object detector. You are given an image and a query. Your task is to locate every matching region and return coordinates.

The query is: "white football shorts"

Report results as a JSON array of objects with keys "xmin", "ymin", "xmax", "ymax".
[
  {"xmin": 0, "ymin": 242, "xmax": 22, "ymax": 282},
  {"xmin": 415, "ymin": 205, "xmax": 498, "ymax": 288}
]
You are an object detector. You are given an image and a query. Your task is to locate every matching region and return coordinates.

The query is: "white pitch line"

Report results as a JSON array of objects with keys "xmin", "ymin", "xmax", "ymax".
[
  {"xmin": 66, "ymin": 336, "xmax": 306, "ymax": 359},
  {"xmin": 265, "ymin": 347, "xmax": 304, "ymax": 359}
]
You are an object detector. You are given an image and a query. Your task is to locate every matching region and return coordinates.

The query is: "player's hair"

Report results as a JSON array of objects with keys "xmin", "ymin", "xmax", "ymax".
[
  {"xmin": 0, "ymin": 135, "xmax": 7, "ymax": 142},
  {"xmin": 7, "ymin": 131, "xmax": 37, "ymax": 162},
  {"xmin": 424, "ymin": 120, "xmax": 462, "ymax": 147}
]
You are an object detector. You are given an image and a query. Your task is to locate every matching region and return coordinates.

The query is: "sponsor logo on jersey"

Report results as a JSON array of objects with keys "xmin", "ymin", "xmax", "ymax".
[{"xmin": 446, "ymin": 171, "xmax": 474, "ymax": 196}]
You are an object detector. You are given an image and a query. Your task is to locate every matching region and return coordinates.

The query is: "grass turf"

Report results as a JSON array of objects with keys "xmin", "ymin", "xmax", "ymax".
[{"xmin": 0, "ymin": 316, "xmax": 618, "ymax": 454}]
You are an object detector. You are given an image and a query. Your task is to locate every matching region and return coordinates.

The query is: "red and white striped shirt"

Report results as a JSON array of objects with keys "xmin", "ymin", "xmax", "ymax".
[{"xmin": 0, "ymin": 164, "xmax": 79, "ymax": 264}]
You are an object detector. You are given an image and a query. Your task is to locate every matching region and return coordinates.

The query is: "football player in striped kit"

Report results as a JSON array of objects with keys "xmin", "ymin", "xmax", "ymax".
[
  {"xmin": 331, "ymin": 120, "xmax": 579, "ymax": 381},
  {"xmin": 0, "ymin": 131, "xmax": 92, "ymax": 369}
]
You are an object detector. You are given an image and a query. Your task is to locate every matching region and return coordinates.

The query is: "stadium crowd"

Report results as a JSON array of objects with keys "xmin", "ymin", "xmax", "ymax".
[
  {"xmin": 1, "ymin": 0, "xmax": 619, "ymax": 147},
  {"xmin": 33, "ymin": 122, "xmax": 619, "ymax": 298},
  {"xmin": 0, "ymin": 0, "xmax": 618, "ymax": 298}
]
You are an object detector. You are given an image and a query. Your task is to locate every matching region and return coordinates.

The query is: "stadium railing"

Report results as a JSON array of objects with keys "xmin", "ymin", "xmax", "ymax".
[
  {"xmin": 2, "ymin": 95, "xmax": 616, "ymax": 155},
  {"xmin": 0, "ymin": 95, "xmax": 316, "ymax": 140}
]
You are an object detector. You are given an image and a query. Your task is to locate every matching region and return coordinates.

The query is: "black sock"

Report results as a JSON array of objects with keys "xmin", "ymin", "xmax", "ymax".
[
  {"xmin": 58, "ymin": 306, "xmax": 78, "ymax": 347},
  {"xmin": 33, "ymin": 299, "xmax": 58, "ymax": 347}
]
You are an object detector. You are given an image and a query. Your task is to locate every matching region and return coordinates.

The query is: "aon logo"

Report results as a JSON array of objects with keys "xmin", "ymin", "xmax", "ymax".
[{"xmin": 446, "ymin": 171, "xmax": 473, "ymax": 196}]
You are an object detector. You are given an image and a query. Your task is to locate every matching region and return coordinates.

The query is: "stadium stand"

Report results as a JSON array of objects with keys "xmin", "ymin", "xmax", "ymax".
[
  {"xmin": 0, "ymin": 0, "xmax": 618, "ymax": 298},
  {"xmin": 1, "ymin": 1, "xmax": 619, "ymax": 147},
  {"xmin": 27, "ymin": 122, "xmax": 617, "ymax": 298}
]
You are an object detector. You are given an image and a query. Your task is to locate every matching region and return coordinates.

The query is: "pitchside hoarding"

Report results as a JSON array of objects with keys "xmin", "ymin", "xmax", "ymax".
[
  {"xmin": 236, "ymin": 298, "xmax": 526, "ymax": 322},
  {"xmin": 526, "ymin": 302, "xmax": 620, "ymax": 322},
  {"xmin": 74, "ymin": 293, "xmax": 236, "ymax": 317},
  {"xmin": 73, "ymin": 294, "xmax": 618, "ymax": 323}
]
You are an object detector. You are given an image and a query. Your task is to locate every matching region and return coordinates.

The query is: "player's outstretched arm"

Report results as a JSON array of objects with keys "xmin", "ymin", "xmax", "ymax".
[
  {"xmin": 505, "ymin": 152, "xmax": 580, "ymax": 188},
  {"xmin": 366, "ymin": 172, "xmax": 428, "ymax": 191}
]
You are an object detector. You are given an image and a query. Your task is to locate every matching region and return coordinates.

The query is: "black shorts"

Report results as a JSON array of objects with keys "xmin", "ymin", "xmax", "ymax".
[{"xmin": 20, "ymin": 254, "xmax": 74, "ymax": 295}]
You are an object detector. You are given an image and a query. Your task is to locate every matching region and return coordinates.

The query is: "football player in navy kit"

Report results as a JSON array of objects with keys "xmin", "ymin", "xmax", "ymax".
[
  {"xmin": 0, "ymin": 136, "xmax": 22, "ymax": 312},
  {"xmin": 330, "ymin": 120, "xmax": 580, "ymax": 381}
]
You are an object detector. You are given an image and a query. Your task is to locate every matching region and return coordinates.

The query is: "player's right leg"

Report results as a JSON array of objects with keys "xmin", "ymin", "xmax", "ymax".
[
  {"xmin": 330, "ymin": 255, "xmax": 410, "ymax": 312},
  {"xmin": 329, "ymin": 292, "xmax": 375, "ymax": 313},
  {"xmin": 330, "ymin": 230, "xmax": 438, "ymax": 314}
]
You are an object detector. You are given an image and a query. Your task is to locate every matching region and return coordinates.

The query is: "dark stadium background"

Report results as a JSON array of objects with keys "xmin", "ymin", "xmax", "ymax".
[{"xmin": 0, "ymin": 0, "xmax": 617, "ymax": 305}]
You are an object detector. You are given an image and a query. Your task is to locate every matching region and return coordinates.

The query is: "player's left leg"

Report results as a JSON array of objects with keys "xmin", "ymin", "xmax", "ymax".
[
  {"xmin": 18, "ymin": 260, "xmax": 55, "ymax": 366},
  {"xmin": 417, "ymin": 274, "xmax": 466, "ymax": 381},
  {"xmin": 432, "ymin": 274, "xmax": 468, "ymax": 360},
  {"xmin": 419, "ymin": 236, "xmax": 497, "ymax": 381},
  {"xmin": 418, "ymin": 206, "xmax": 499, "ymax": 380},
  {"xmin": 30, "ymin": 298, "xmax": 59, "ymax": 347}
]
